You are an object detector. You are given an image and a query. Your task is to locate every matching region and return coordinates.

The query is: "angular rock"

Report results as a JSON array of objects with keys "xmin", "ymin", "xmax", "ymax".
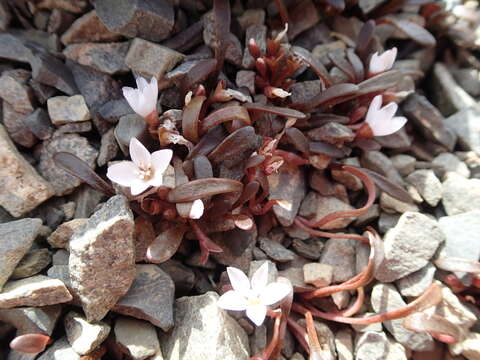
[
  {"xmin": 63, "ymin": 42, "xmax": 129, "ymax": 75},
  {"xmin": 403, "ymin": 94, "xmax": 456, "ymax": 150},
  {"xmin": 290, "ymin": 80, "xmax": 322, "ymax": 104},
  {"xmin": 0, "ymin": 0, "xmax": 10, "ymax": 31},
  {"xmin": 2, "ymin": 102, "xmax": 38, "ymax": 148},
  {"xmin": 115, "ymin": 317, "xmax": 160, "ymax": 360},
  {"xmin": 158, "ymin": 259, "xmax": 195, "ymax": 294},
  {"xmin": 454, "ymin": 332, "xmax": 480, "ymax": 360},
  {"xmin": 378, "ymin": 213, "xmax": 400, "ymax": 234},
  {"xmin": 55, "ymin": 121, "xmax": 92, "ymax": 134},
  {"xmin": 355, "ymin": 331, "xmax": 390, "ymax": 360},
  {"xmin": 72, "ymin": 185, "xmax": 105, "ymax": 218},
  {"xmin": 0, "ymin": 218, "xmax": 42, "ymax": 289},
  {"xmin": 431, "ymin": 63, "xmax": 476, "ymax": 116},
  {"xmin": 432, "ymin": 153, "xmax": 470, "ymax": 179},
  {"xmin": 442, "ymin": 172, "xmax": 480, "ymax": 215},
  {"xmin": 0, "ymin": 33, "xmax": 34, "ymax": 64},
  {"xmin": 38, "ymin": 134, "xmax": 98, "ymax": 196},
  {"xmin": 37, "ymin": 337, "xmax": 80, "ymax": 360},
  {"xmin": 258, "ymin": 237, "xmax": 296, "ymax": 262},
  {"xmin": 60, "ymin": 10, "xmax": 122, "ymax": 45},
  {"xmin": 47, "ymin": 218, "xmax": 87, "ymax": 249},
  {"xmin": 114, "ymin": 264, "xmax": 175, "ymax": 332},
  {"xmin": 445, "ymin": 106, "xmax": 480, "ymax": 156},
  {"xmin": 97, "ymin": 128, "xmax": 119, "ymax": 167},
  {"xmin": 94, "ymin": 0, "xmax": 174, "ymax": 42},
  {"xmin": 0, "ymin": 275, "xmax": 72, "ymax": 308},
  {"xmin": 69, "ymin": 195, "xmax": 135, "ymax": 322},
  {"xmin": 236, "ymin": 70, "xmax": 256, "ymax": 95},
  {"xmin": 64, "ymin": 311, "xmax": 110, "ymax": 355},
  {"xmin": 380, "ymin": 192, "xmax": 419, "ymax": 214},
  {"xmin": 97, "ymin": 98, "xmax": 134, "ymax": 124},
  {"xmin": 268, "ymin": 165, "xmax": 306, "ymax": 227},
  {"xmin": 125, "ymin": 38, "xmax": 184, "ymax": 81},
  {"xmin": 375, "ymin": 212, "xmax": 445, "ymax": 283},
  {"xmin": 24, "ymin": 108, "xmax": 54, "ymax": 140},
  {"xmin": 29, "ymin": 79, "xmax": 57, "ymax": 105},
  {"xmin": 303, "ymin": 263, "xmax": 333, "ymax": 287},
  {"xmin": 160, "ymin": 292, "xmax": 250, "ymax": 360},
  {"xmin": 396, "ymin": 263, "xmax": 436, "ymax": 297},
  {"xmin": 391, "ymin": 154, "xmax": 416, "ymax": 176},
  {"xmin": 237, "ymin": 9, "xmax": 265, "ymax": 30},
  {"xmin": 0, "ymin": 125, "xmax": 53, "ymax": 216},
  {"xmin": 212, "ymin": 228, "xmax": 256, "ymax": 272},
  {"xmin": 11, "ymin": 248, "xmax": 52, "ymax": 280},
  {"xmin": 371, "ymin": 284, "xmax": 434, "ymax": 351},
  {"xmin": 0, "ymin": 305, "xmax": 61, "ymax": 335},
  {"xmin": 335, "ymin": 328, "xmax": 353, "ymax": 360},
  {"xmin": 307, "ymin": 122, "xmax": 355, "ymax": 146},
  {"xmin": 406, "ymin": 169, "xmax": 442, "ymax": 207},
  {"xmin": 114, "ymin": 114, "xmax": 149, "ymax": 155},
  {"xmin": 299, "ymin": 192, "xmax": 355, "ymax": 230},
  {"xmin": 291, "ymin": 238, "xmax": 323, "ymax": 260},
  {"xmin": 361, "ymin": 151, "xmax": 405, "ymax": 187},
  {"xmin": 0, "ymin": 69, "xmax": 35, "ymax": 114},
  {"xmin": 351, "ymin": 312, "xmax": 383, "ymax": 333},
  {"xmin": 47, "ymin": 95, "xmax": 91, "ymax": 125},
  {"xmin": 319, "ymin": 239, "xmax": 356, "ymax": 283},
  {"xmin": 452, "ymin": 68, "xmax": 480, "ymax": 97}
]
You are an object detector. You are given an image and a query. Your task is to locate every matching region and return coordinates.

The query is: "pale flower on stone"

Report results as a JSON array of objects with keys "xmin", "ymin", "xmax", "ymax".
[
  {"xmin": 189, "ymin": 199, "xmax": 204, "ymax": 219},
  {"xmin": 107, "ymin": 138, "xmax": 172, "ymax": 196},
  {"xmin": 365, "ymin": 95, "xmax": 407, "ymax": 137},
  {"xmin": 122, "ymin": 76, "xmax": 158, "ymax": 118},
  {"xmin": 217, "ymin": 262, "xmax": 291, "ymax": 326},
  {"xmin": 368, "ymin": 47, "xmax": 397, "ymax": 75}
]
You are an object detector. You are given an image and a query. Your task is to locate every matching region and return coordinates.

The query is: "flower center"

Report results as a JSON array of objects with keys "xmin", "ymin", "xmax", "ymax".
[
  {"xmin": 247, "ymin": 296, "xmax": 262, "ymax": 306},
  {"xmin": 136, "ymin": 163, "xmax": 154, "ymax": 181}
]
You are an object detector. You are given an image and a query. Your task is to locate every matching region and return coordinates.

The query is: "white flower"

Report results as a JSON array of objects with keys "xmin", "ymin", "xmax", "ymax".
[
  {"xmin": 217, "ymin": 263, "xmax": 291, "ymax": 326},
  {"xmin": 369, "ymin": 47, "xmax": 397, "ymax": 75},
  {"xmin": 271, "ymin": 88, "xmax": 291, "ymax": 98},
  {"xmin": 107, "ymin": 138, "xmax": 172, "ymax": 196},
  {"xmin": 122, "ymin": 77, "xmax": 158, "ymax": 118},
  {"xmin": 365, "ymin": 95, "xmax": 407, "ymax": 136},
  {"xmin": 189, "ymin": 199, "xmax": 204, "ymax": 219}
]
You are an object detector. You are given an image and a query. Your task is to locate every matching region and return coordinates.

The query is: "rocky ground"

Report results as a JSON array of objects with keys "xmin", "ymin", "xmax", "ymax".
[{"xmin": 0, "ymin": 0, "xmax": 480, "ymax": 359}]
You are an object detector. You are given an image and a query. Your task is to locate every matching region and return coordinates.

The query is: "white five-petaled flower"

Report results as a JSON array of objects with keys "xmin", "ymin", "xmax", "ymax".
[
  {"xmin": 122, "ymin": 77, "xmax": 158, "ymax": 118},
  {"xmin": 107, "ymin": 138, "xmax": 172, "ymax": 196},
  {"xmin": 369, "ymin": 47, "xmax": 397, "ymax": 75},
  {"xmin": 365, "ymin": 95, "xmax": 407, "ymax": 136},
  {"xmin": 217, "ymin": 263, "xmax": 291, "ymax": 326}
]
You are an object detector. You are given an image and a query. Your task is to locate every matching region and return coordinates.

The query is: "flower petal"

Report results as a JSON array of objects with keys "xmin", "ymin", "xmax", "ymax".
[
  {"xmin": 122, "ymin": 87, "xmax": 141, "ymax": 115},
  {"xmin": 365, "ymin": 95, "xmax": 382, "ymax": 124},
  {"xmin": 106, "ymin": 161, "xmax": 139, "ymax": 187},
  {"xmin": 136, "ymin": 76, "xmax": 149, "ymax": 92},
  {"xmin": 189, "ymin": 199, "xmax": 204, "ymax": 219},
  {"xmin": 371, "ymin": 115, "xmax": 407, "ymax": 136},
  {"xmin": 217, "ymin": 290, "xmax": 248, "ymax": 311},
  {"xmin": 227, "ymin": 267, "xmax": 251, "ymax": 296},
  {"xmin": 130, "ymin": 180, "xmax": 150, "ymax": 196},
  {"xmin": 246, "ymin": 304, "xmax": 267, "ymax": 326},
  {"xmin": 129, "ymin": 138, "xmax": 151, "ymax": 167},
  {"xmin": 259, "ymin": 282, "xmax": 291, "ymax": 306},
  {"xmin": 251, "ymin": 262, "xmax": 269, "ymax": 294},
  {"xmin": 151, "ymin": 149, "xmax": 173, "ymax": 174},
  {"xmin": 379, "ymin": 101, "xmax": 398, "ymax": 120}
]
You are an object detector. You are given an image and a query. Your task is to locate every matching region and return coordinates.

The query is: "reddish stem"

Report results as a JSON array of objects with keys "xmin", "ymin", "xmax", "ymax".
[{"xmin": 189, "ymin": 220, "xmax": 223, "ymax": 264}]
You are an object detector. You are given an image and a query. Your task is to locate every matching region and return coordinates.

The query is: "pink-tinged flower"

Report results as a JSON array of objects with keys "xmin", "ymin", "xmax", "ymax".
[
  {"xmin": 107, "ymin": 138, "xmax": 172, "ymax": 196},
  {"xmin": 217, "ymin": 262, "xmax": 291, "ymax": 326},
  {"xmin": 369, "ymin": 47, "xmax": 397, "ymax": 75},
  {"xmin": 122, "ymin": 77, "xmax": 158, "ymax": 118},
  {"xmin": 365, "ymin": 95, "xmax": 407, "ymax": 136},
  {"xmin": 189, "ymin": 199, "xmax": 204, "ymax": 219}
]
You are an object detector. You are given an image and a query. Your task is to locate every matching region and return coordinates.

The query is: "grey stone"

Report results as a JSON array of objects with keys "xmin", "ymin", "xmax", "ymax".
[
  {"xmin": 0, "ymin": 218, "xmax": 42, "ymax": 289},
  {"xmin": 47, "ymin": 95, "xmax": 91, "ymax": 125},
  {"xmin": 29, "ymin": 79, "xmax": 57, "ymax": 105},
  {"xmin": 351, "ymin": 312, "xmax": 383, "ymax": 333},
  {"xmin": 258, "ymin": 237, "xmax": 295, "ymax": 262},
  {"xmin": 445, "ymin": 106, "xmax": 480, "ymax": 156},
  {"xmin": 432, "ymin": 153, "xmax": 470, "ymax": 179},
  {"xmin": 114, "ymin": 264, "xmax": 174, "ymax": 332},
  {"xmin": 268, "ymin": 165, "xmax": 306, "ymax": 227},
  {"xmin": 396, "ymin": 263, "xmax": 436, "ymax": 297},
  {"xmin": 403, "ymin": 94, "xmax": 456, "ymax": 150},
  {"xmin": 320, "ymin": 239, "xmax": 356, "ymax": 283},
  {"xmin": 0, "ymin": 305, "xmax": 61, "ymax": 335},
  {"xmin": 160, "ymin": 292, "xmax": 250, "ymax": 360},
  {"xmin": 0, "ymin": 69, "xmax": 35, "ymax": 114},
  {"xmin": 94, "ymin": 0, "xmax": 174, "ymax": 42},
  {"xmin": 158, "ymin": 259, "xmax": 195, "ymax": 294},
  {"xmin": 69, "ymin": 195, "xmax": 135, "ymax": 322},
  {"xmin": 64, "ymin": 311, "xmax": 110, "ymax": 355},
  {"xmin": 438, "ymin": 210, "xmax": 480, "ymax": 267},
  {"xmin": 38, "ymin": 133, "xmax": 98, "ymax": 196},
  {"xmin": 72, "ymin": 185, "xmax": 105, "ymax": 218},
  {"xmin": 0, "ymin": 0, "xmax": 10, "ymax": 31},
  {"xmin": 354, "ymin": 331, "xmax": 389, "ymax": 360},
  {"xmin": 332, "ymin": 158, "xmax": 363, "ymax": 191},
  {"xmin": 303, "ymin": 263, "xmax": 333, "ymax": 287},
  {"xmin": 55, "ymin": 121, "xmax": 92, "ymax": 134},
  {"xmin": 11, "ymin": 248, "xmax": 52, "ymax": 280},
  {"xmin": 380, "ymin": 193, "xmax": 419, "ymax": 214},
  {"xmin": 63, "ymin": 42, "xmax": 129, "ymax": 75},
  {"xmin": 52, "ymin": 249, "xmax": 69, "ymax": 265},
  {"xmin": 391, "ymin": 154, "xmax": 416, "ymax": 176},
  {"xmin": 308, "ymin": 122, "xmax": 355, "ymax": 146},
  {"xmin": 47, "ymin": 218, "xmax": 87, "ymax": 249},
  {"xmin": 297, "ymin": 319, "xmax": 336, "ymax": 359},
  {"xmin": 0, "ymin": 275, "xmax": 72, "ymax": 308},
  {"xmin": 242, "ymin": 24, "xmax": 267, "ymax": 69},
  {"xmin": 211, "ymin": 227, "xmax": 256, "ymax": 273},
  {"xmin": 97, "ymin": 98, "xmax": 134, "ymax": 124},
  {"xmin": 452, "ymin": 68, "xmax": 480, "ymax": 97},
  {"xmin": 375, "ymin": 212, "xmax": 445, "ymax": 282},
  {"xmin": 2, "ymin": 102, "xmax": 38, "ymax": 148},
  {"xmin": 431, "ymin": 63, "xmax": 476, "ymax": 116},
  {"xmin": 359, "ymin": 0, "xmax": 387, "ymax": 14},
  {"xmin": 299, "ymin": 192, "xmax": 355, "ymax": 230},
  {"xmin": 0, "ymin": 33, "xmax": 34, "ymax": 64},
  {"xmin": 312, "ymin": 41, "xmax": 346, "ymax": 66},
  {"xmin": 355, "ymin": 204, "xmax": 380, "ymax": 226},
  {"xmin": 60, "ymin": 10, "xmax": 122, "ymax": 45},
  {"xmin": 125, "ymin": 38, "xmax": 184, "ymax": 81},
  {"xmin": 37, "ymin": 337, "xmax": 79, "ymax": 360},
  {"xmin": 291, "ymin": 238, "xmax": 323, "ymax": 260},
  {"xmin": 237, "ymin": 9, "xmax": 265, "ymax": 30},
  {"xmin": 405, "ymin": 169, "xmax": 442, "ymax": 206},
  {"xmin": 290, "ymin": 80, "xmax": 322, "ymax": 104},
  {"xmin": 97, "ymin": 128, "xmax": 119, "ymax": 167},
  {"xmin": 24, "ymin": 108, "xmax": 54, "ymax": 140},
  {"xmin": 236, "ymin": 70, "xmax": 256, "ymax": 95},
  {"xmin": 371, "ymin": 284, "xmax": 434, "ymax": 351},
  {"xmin": 160, "ymin": 60, "xmax": 202, "ymax": 90},
  {"xmin": 115, "ymin": 114, "xmax": 150, "ymax": 155},
  {"xmin": 115, "ymin": 317, "xmax": 160, "ymax": 360},
  {"xmin": 361, "ymin": 151, "xmax": 405, "ymax": 187},
  {"xmin": 335, "ymin": 328, "xmax": 353, "ymax": 360},
  {"xmin": 442, "ymin": 172, "xmax": 480, "ymax": 215}
]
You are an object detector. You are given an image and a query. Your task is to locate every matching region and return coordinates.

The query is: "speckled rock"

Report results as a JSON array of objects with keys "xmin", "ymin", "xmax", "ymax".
[
  {"xmin": 115, "ymin": 317, "xmax": 160, "ymax": 360},
  {"xmin": 405, "ymin": 169, "xmax": 442, "ymax": 206},
  {"xmin": 11, "ymin": 248, "xmax": 52, "ymax": 280},
  {"xmin": 319, "ymin": 239, "xmax": 356, "ymax": 283},
  {"xmin": 64, "ymin": 311, "xmax": 110, "ymax": 355},
  {"xmin": 47, "ymin": 95, "xmax": 91, "ymax": 125},
  {"xmin": 396, "ymin": 263, "xmax": 436, "ymax": 297},
  {"xmin": 47, "ymin": 218, "xmax": 87, "ymax": 249},
  {"xmin": 300, "ymin": 192, "xmax": 355, "ymax": 230},
  {"xmin": 442, "ymin": 172, "xmax": 480, "ymax": 215}
]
